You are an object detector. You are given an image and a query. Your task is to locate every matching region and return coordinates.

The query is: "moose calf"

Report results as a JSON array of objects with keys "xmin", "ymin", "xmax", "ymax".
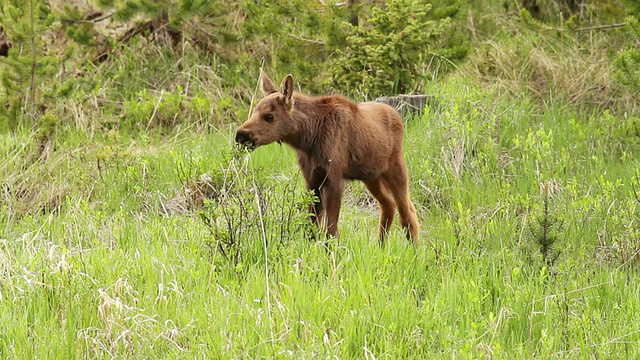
[{"xmin": 235, "ymin": 71, "xmax": 419, "ymax": 246}]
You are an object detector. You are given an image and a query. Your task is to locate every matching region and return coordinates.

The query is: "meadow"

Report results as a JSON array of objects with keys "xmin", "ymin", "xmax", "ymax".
[{"xmin": 2, "ymin": 1, "xmax": 640, "ymax": 358}]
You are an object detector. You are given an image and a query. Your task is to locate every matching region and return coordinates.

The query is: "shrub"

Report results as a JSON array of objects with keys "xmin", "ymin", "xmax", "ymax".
[
  {"xmin": 328, "ymin": 0, "xmax": 466, "ymax": 97},
  {"xmin": 526, "ymin": 181, "xmax": 564, "ymax": 268},
  {"xmin": 193, "ymin": 148, "xmax": 316, "ymax": 273},
  {"xmin": 613, "ymin": 16, "xmax": 640, "ymax": 95},
  {"xmin": 0, "ymin": 0, "xmax": 74, "ymax": 125}
]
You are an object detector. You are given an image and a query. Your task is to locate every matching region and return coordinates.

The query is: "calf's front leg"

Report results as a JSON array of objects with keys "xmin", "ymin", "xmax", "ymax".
[
  {"xmin": 322, "ymin": 179, "xmax": 344, "ymax": 238},
  {"xmin": 303, "ymin": 166, "xmax": 329, "ymax": 237}
]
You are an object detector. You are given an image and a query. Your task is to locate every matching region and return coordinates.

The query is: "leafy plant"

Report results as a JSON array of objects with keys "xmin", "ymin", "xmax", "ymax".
[{"xmin": 194, "ymin": 148, "xmax": 316, "ymax": 272}]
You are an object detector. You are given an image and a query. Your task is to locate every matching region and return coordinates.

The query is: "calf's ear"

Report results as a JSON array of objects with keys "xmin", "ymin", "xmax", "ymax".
[
  {"xmin": 280, "ymin": 74, "xmax": 294, "ymax": 110},
  {"xmin": 260, "ymin": 69, "xmax": 278, "ymax": 96}
]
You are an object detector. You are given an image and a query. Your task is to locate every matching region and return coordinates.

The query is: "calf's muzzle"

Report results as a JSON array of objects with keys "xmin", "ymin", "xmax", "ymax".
[{"xmin": 235, "ymin": 129, "xmax": 255, "ymax": 149}]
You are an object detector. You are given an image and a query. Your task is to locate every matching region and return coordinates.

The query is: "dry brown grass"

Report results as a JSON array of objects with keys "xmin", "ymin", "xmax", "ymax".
[
  {"xmin": 1, "ymin": 139, "xmax": 75, "ymax": 218},
  {"xmin": 463, "ymin": 13, "xmax": 636, "ymax": 113}
]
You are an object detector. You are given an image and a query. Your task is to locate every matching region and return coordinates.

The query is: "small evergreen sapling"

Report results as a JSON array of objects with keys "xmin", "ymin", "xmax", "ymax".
[
  {"xmin": 614, "ymin": 16, "xmax": 640, "ymax": 95},
  {"xmin": 0, "ymin": 0, "xmax": 73, "ymax": 124},
  {"xmin": 328, "ymin": 0, "xmax": 467, "ymax": 97},
  {"xmin": 527, "ymin": 181, "xmax": 565, "ymax": 267}
]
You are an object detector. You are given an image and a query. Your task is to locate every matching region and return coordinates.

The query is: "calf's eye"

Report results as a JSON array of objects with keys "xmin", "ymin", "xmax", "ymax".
[{"xmin": 264, "ymin": 113, "xmax": 274, "ymax": 123}]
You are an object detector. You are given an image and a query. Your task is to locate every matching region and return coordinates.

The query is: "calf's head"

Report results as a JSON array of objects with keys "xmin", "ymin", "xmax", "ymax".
[{"xmin": 235, "ymin": 71, "xmax": 296, "ymax": 150}]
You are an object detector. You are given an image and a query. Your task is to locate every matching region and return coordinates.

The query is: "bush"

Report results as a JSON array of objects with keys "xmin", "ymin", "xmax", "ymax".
[
  {"xmin": 0, "ymin": 0, "xmax": 74, "ymax": 125},
  {"xmin": 328, "ymin": 0, "xmax": 465, "ymax": 97},
  {"xmin": 614, "ymin": 16, "xmax": 640, "ymax": 96},
  {"xmin": 193, "ymin": 148, "xmax": 317, "ymax": 273}
]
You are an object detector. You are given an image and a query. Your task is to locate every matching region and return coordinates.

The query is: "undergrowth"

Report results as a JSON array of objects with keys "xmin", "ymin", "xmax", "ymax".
[{"xmin": 464, "ymin": 10, "xmax": 631, "ymax": 114}]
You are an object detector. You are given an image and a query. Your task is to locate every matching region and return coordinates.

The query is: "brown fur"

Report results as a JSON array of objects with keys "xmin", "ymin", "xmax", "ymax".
[{"xmin": 235, "ymin": 71, "xmax": 419, "ymax": 246}]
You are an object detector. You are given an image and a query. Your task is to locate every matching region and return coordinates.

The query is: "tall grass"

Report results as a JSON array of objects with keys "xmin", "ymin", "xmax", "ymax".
[{"xmin": 463, "ymin": 6, "xmax": 633, "ymax": 114}]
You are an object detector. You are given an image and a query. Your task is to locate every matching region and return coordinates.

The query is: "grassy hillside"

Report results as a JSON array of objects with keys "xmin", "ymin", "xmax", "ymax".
[{"xmin": 2, "ymin": 0, "xmax": 640, "ymax": 358}]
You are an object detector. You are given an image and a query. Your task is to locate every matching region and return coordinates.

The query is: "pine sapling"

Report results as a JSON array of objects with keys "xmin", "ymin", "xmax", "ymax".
[
  {"xmin": 527, "ymin": 181, "xmax": 564, "ymax": 267},
  {"xmin": 0, "ymin": 0, "xmax": 74, "ymax": 124}
]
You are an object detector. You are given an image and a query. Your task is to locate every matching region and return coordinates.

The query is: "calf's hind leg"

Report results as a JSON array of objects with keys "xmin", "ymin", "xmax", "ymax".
[
  {"xmin": 364, "ymin": 177, "xmax": 396, "ymax": 245},
  {"xmin": 383, "ymin": 155, "xmax": 419, "ymax": 246}
]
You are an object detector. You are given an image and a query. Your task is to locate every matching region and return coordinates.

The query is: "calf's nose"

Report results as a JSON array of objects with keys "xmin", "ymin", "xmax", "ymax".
[{"xmin": 235, "ymin": 129, "xmax": 253, "ymax": 146}]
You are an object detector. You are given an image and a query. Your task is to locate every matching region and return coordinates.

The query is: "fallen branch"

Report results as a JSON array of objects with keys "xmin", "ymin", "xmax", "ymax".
[
  {"xmin": 529, "ymin": 20, "xmax": 627, "ymax": 33},
  {"xmin": 287, "ymin": 33, "xmax": 325, "ymax": 45},
  {"xmin": 189, "ymin": 20, "xmax": 216, "ymax": 38},
  {"xmin": 572, "ymin": 23, "xmax": 627, "ymax": 32},
  {"xmin": 319, "ymin": 0, "xmax": 347, "ymax": 6},
  {"xmin": 60, "ymin": 12, "xmax": 115, "ymax": 24}
]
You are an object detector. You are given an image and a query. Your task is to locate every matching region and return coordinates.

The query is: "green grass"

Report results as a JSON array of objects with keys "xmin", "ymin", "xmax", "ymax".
[{"xmin": 2, "ymin": 72, "xmax": 640, "ymax": 359}]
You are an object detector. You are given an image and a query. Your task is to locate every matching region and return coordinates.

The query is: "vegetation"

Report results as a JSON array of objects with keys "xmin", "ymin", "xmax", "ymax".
[
  {"xmin": 1, "ymin": 0, "xmax": 640, "ymax": 358},
  {"xmin": 329, "ymin": 0, "xmax": 466, "ymax": 97},
  {"xmin": 614, "ymin": 15, "xmax": 640, "ymax": 95},
  {"xmin": 0, "ymin": 0, "xmax": 73, "ymax": 124}
]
